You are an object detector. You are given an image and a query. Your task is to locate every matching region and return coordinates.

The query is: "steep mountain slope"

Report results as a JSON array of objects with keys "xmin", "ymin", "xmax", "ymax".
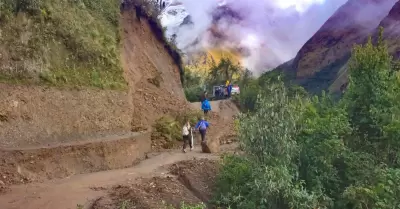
[
  {"xmin": 0, "ymin": 0, "xmax": 126, "ymax": 89},
  {"xmin": 379, "ymin": 0, "xmax": 400, "ymax": 59},
  {"xmin": 330, "ymin": 0, "xmax": 400, "ymax": 93},
  {"xmin": 287, "ymin": 0, "xmax": 398, "ymax": 93},
  {"xmin": 0, "ymin": 1, "xmax": 187, "ymax": 148},
  {"xmin": 120, "ymin": 4, "xmax": 188, "ymax": 131}
]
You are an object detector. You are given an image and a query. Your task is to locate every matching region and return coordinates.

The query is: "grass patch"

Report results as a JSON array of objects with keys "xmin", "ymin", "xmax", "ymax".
[
  {"xmin": 151, "ymin": 110, "xmax": 203, "ymax": 149},
  {"xmin": 0, "ymin": 0, "xmax": 126, "ymax": 89}
]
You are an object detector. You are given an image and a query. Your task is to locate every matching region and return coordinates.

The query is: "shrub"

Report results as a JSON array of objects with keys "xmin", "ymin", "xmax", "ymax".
[
  {"xmin": 184, "ymin": 86, "xmax": 204, "ymax": 102},
  {"xmin": 152, "ymin": 110, "xmax": 202, "ymax": 148},
  {"xmin": 235, "ymin": 79, "xmax": 259, "ymax": 112},
  {"xmin": 153, "ymin": 115, "xmax": 181, "ymax": 142},
  {"xmin": 215, "ymin": 82, "xmax": 319, "ymax": 209},
  {"xmin": 214, "ymin": 28, "xmax": 400, "ymax": 209},
  {"xmin": 343, "ymin": 27, "xmax": 400, "ymax": 166}
]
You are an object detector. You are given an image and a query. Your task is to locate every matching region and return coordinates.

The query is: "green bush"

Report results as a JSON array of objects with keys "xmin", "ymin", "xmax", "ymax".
[
  {"xmin": 153, "ymin": 115, "xmax": 181, "ymax": 142},
  {"xmin": 343, "ymin": 27, "xmax": 400, "ymax": 166},
  {"xmin": 152, "ymin": 110, "xmax": 202, "ymax": 148},
  {"xmin": 234, "ymin": 79, "xmax": 259, "ymax": 112},
  {"xmin": 184, "ymin": 86, "xmax": 204, "ymax": 102},
  {"xmin": 233, "ymin": 70, "xmax": 307, "ymax": 112},
  {"xmin": 213, "ymin": 28, "xmax": 400, "ymax": 209},
  {"xmin": 213, "ymin": 155, "xmax": 255, "ymax": 208},
  {"xmin": 214, "ymin": 82, "xmax": 319, "ymax": 209}
]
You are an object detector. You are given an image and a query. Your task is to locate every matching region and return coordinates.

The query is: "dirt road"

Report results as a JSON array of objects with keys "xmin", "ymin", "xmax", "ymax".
[
  {"xmin": 0, "ymin": 100, "xmax": 239, "ymax": 209},
  {"xmin": 190, "ymin": 99, "xmax": 239, "ymax": 120},
  {"xmin": 0, "ymin": 144, "xmax": 236, "ymax": 209}
]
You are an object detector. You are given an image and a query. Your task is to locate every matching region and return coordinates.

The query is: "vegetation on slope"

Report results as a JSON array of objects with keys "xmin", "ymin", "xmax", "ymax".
[
  {"xmin": 151, "ymin": 110, "xmax": 203, "ymax": 149},
  {"xmin": 0, "ymin": 0, "xmax": 126, "ymax": 89},
  {"xmin": 183, "ymin": 57, "xmax": 248, "ymax": 102},
  {"xmin": 212, "ymin": 28, "xmax": 400, "ymax": 209}
]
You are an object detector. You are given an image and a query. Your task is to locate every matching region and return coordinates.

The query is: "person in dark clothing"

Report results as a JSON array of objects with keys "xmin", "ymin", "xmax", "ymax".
[
  {"xmin": 120, "ymin": 0, "xmax": 125, "ymax": 11},
  {"xmin": 214, "ymin": 87, "xmax": 221, "ymax": 99},
  {"xmin": 134, "ymin": 4, "xmax": 141, "ymax": 21},
  {"xmin": 200, "ymin": 91, "xmax": 207, "ymax": 102},
  {"xmin": 162, "ymin": 1, "xmax": 166, "ymax": 9},
  {"xmin": 195, "ymin": 117, "xmax": 209, "ymax": 143},
  {"xmin": 227, "ymin": 84, "xmax": 232, "ymax": 98}
]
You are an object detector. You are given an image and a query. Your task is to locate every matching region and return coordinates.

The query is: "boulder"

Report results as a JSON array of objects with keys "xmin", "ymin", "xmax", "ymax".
[{"xmin": 201, "ymin": 139, "xmax": 220, "ymax": 153}]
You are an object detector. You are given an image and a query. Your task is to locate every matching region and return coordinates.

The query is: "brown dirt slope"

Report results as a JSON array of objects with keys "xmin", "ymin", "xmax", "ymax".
[
  {"xmin": 0, "ymin": 4, "xmax": 188, "ymax": 148},
  {"xmin": 92, "ymin": 159, "xmax": 220, "ymax": 209},
  {"xmin": 190, "ymin": 100, "xmax": 239, "ymax": 145},
  {"xmin": 0, "ymin": 132, "xmax": 151, "ymax": 187},
  {"xmin": 0, "ymin": 2, "xmax": 192, "ymax": 195},
  {"xmin": 0, "ymin": 84, "xmax": 133, "ymax": 148},
  {"xmin": 120, "ymin": 6, "xmax": 189, "ymax": 131},
  {"xmin": 0, "ymin": 146, "xmax": 239, "ymax": 209},
  {"xmin": 288, "ymin": 0, "xmax": 398, "ymax": 92}
]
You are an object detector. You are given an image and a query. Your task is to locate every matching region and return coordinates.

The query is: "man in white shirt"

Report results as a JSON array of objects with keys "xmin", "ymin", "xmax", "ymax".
[{"xmin": 182, "ymin": 121, "xmax": 193, "ymax": 152}]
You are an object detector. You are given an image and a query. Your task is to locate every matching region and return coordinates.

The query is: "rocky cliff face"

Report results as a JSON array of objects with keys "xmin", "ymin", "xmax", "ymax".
[{"xmin": 288, "ymin": 0, "xmax": 398, "ymax": 93}]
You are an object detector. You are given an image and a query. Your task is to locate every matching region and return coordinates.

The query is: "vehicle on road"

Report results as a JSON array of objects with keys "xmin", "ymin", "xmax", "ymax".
[
  {"xmin": 212, "ymin": 84, "xmax": 240, "ymax": 100},
  {"xmin": 231, "ymin": 84, "xmax": 240, "ymax": 95}
]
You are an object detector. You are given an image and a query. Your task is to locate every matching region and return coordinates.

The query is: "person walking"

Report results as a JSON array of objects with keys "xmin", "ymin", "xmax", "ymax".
[
  {"xmin": 182, "ymin": 120, "xmax": 192, "ymax": 153},
  {"xmin": 201, "ymin": 98, "xmax": 211, "ymax": 115},
  {"xmin": 200, "ymin": 90, "xmax": 208, "ymax": 102},
  {"xmin": 195, "ymin": 117, "xmax": 209, "ymax": 143},
  {"xmin": 134, "ymin": 3, "xmax": 141, "ymax": 21},
  {"xmin": 227, "ymin": 83, "xmax": 232, "ymax": 98}
]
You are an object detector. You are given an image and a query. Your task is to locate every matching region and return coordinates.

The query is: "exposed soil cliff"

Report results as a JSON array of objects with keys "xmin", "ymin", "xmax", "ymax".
[{"xmin": 0, "ymin": 1, "xmax": 188, "ymax": 148}]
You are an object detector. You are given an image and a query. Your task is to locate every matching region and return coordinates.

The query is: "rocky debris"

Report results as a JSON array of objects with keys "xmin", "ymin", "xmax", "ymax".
[
  {"xmin": 0, "ymin": 180, "xmax": 10, "ymax": 194},
  {"xmin": 201, "ymin": 139, "xmax": 220, "ymax": 153}
]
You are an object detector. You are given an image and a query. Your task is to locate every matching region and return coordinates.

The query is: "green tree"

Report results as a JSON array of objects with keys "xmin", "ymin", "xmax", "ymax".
[
  {"xmin": 343, "ymin": 27, "xmax": 400, "ymax": 166},
  {"xmin": 208, "ymin": 57, "xmax": 242, "ymax": 86},
  {"xmin": 215, "ymin": 82, "xmax": 318, "ymax": 209}
]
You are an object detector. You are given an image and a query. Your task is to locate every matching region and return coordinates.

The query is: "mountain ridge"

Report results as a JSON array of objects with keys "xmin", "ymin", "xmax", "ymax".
[{"xmin": 281, "ymin": 0, "xmax": 399, "ymax": 94}]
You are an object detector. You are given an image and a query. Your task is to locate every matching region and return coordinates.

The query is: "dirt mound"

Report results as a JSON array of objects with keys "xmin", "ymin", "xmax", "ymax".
[
  {"xmin": 170, "ymin": 159, "xmax": 220, "ymax": 202},
  {"xmin": 98, "ymin": 176, "xmax": 202, "ymax": 209},
  {"xmin": 201, "ymin": 139, "xmax": 220, "ymax": 153},
  {"xmin": 91, "ymin": 159, "xmax": 219, "ymax": 209},
  {"xmin": 0, "ymin": 133, "xmax": 151, "ymax": 186}
]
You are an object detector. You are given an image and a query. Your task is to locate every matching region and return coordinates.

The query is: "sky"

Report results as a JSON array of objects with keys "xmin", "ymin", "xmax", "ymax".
[{"xmin": 160, "ymin": 0, "xmax": 349, "ymax": 74}]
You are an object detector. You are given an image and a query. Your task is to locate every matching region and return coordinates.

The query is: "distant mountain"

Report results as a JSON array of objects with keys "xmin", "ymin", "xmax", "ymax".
[
  {"xmin": 283, "ymin": 0, "xmax": 398, "ymax": 94},
  {"xmin": 159, "ymin": 0, "xmax": 347, "ymax": 73},
  {"xmin": 379, "ymin": 0, "xmax": 400, "ymax": 59}
]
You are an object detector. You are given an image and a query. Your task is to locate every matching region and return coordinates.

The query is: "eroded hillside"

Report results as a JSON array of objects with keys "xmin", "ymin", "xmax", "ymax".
[
  {"xmin": 0, "ymin": 0, "xmax": 188, "ymax": 148},
  {"xmin": 286, "ymin": 0, "xmax": 399, "ymax": 93},
  {"xmin": 120, "ymin": 3, "xmax": 188, "ymax": 131}
]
